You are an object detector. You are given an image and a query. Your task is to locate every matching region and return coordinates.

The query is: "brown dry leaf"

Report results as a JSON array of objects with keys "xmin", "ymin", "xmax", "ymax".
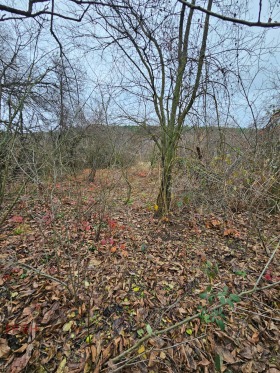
[
  {"xmin": 107, "ymin": 360, "xmax": 118, "ymax": 371},
  {"xmin": 185, "ymin": 345, "xmax": 197, "ymax": 370},
  {"xmin": 101, "ymin": 343, "xmax": 112, "ymax": 363},
  {"xmin": 91, "ymin": 345, "xmax": 97, "ymax": 363},
  {"xmin": 216, "ymin": 345, "xmax": 235, "ymax": 364},
  {"xmin": 251, "ymin": 332, "xmax": 259, "ymax": 344},
  {"xmin": 239, "ymin": 346, "xmax": 254, "ymax": 360},
  {"xmin": 178, "ymin": 307, "xmax": 188, "ymax": 315},
  {"xmin": 224, "ymin": 228, "xmax": 240, "ymax": 238},
  {"xmin": 93, "ymin": 359, "xmax": 102, "ymax": 373},
  {"xmin": 14, "ymin": 344, "xmax": 28, "ymax": 354},
  {"xmin": 89, "ymin": 258, "xmax": 101, "ymax": 266},
  {"xmin": 21, "ymin": 307, "xmax": 33, "ymax": 317},
  {"xmin": 41, "ymin": 345, "xmax": 57, "ymax": 364},
  {"xmin": 241, "ymin": 360, "xmax": 253, "ymax": 373},
  {"xmin": 197, "ymin": 356, "xmax": 211, "ymax": 366},
  {"xmin": 211, "ymin": 218, "xmax": 221, "ymax": 227},
  {"xmin": 206, "ymin": 218, "xmax": 221, "ymax": 228},
  {"xmin": 41, "ymin": 302, "xmax": 59, "ymax": 324},
  {"xmin": 27, "ymin": 320, "xmax": 37, "ymax": 341},
  {"xmin": 197, "ymin": 251, "xmax": 207, "ymax": 262},
  {"xmin": 148, "ymin": 351, "xmax": 158, "ymax": 367},
  {"xmin": 149, "ymin": 337, "xmax": 165, "ymax": 349},
  {"xmin": 10, "ymin": 343, "xmax": 33, "ymax": 373},
  {"xmin": 83, "ymin": 347, "xmax": 93, "ymax": 373},
  {"xmin": 268, "ymin": 369, "xmax": 280, "ymax": 373},
  {"xmin": 0, "ymin": 338, "xmax": 11, "ymax": 358}
]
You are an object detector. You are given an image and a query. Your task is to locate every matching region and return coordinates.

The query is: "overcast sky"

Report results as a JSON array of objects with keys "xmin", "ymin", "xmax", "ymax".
[{"xmin": 1, "ymin": 0, "xmax": 280, "ymax": 128}]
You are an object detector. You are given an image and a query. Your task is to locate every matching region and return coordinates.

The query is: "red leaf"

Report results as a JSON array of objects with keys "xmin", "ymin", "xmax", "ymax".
[
  {"xmin": 264, "ymin": 271, "xmax": 272, "ymax": 281},
  {"xmin": 108, "ymin": 219, "xmax": 117, "ymax": 229},
  {"xmin": 120, "ymin": 243, "xmax": 126, "ymax": 250},
  {"xmin": 82, "ymin": 221, "xmax": 91, "ymax": 231},
  {"xmin": 10, "ymin": 215, "xmax": 23, "ymax": 223},
  {"xmin": 42, "ymin": 213, "xmax": 52, "ymax": 225}
]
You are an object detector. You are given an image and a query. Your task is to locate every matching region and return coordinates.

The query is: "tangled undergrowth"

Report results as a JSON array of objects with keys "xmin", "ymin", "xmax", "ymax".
[{"xmin": 0, "ymin": 167, "xmax": 279, "ymax": 373}]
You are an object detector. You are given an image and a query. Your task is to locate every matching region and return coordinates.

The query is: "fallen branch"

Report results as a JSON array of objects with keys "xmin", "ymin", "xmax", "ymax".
[{"xmin": 15, "ymin": 262, "xmax": 70, "ymax": 291}]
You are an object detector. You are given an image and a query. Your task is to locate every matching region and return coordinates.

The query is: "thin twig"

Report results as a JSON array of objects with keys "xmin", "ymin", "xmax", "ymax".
[
  {"xmin": 14, "ymin": 262, "xmax": 70, "ymax": 291},
  {"xmin": 257, "ymin": 227, "xmax": 271, "ymax": 256},
  {"xmin": 254, "ymin": 240, "xmax": 279, "ymax": 289},
  {"xmin": 234, "ymin": 307, "xmax": 280, "ymax": 322}
]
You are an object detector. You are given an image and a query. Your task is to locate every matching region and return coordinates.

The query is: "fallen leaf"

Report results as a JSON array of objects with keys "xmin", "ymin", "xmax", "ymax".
[
  {"xmin": 241, "ymin": 360, "xmax": 253, "ymax": 373},
  {"xmin": 91, "ymin": 345, "xmax": 97, "ymax": 363},
  {"xmin": 148, "ymin": 351, "xmax": 158, "ymax": 367},
  {"xmin": 56, "ymin": 357, "xmax": 67, "ymax": 373},
  {"xmin": 224, "ymin": 228, "xmax": 240, "ymax": 238},
  {"xmin": 10, "ymin": 215, "xmax": 24, "ymax": 223},
  {"xmin": 251, "ymin": 332, "xmax": 259, "ymax": 344},
  {"xmin": 264, "ymin": 271, "xmax": 273, "ymax": 281},
  {"xmin": 138, "ymin": 345, "xmax": 145, "ymax": 354},
  {"xmin": 0, "ymin": 338, "xmax": 11, "ymax": 358},
  {"xmin": 10, "ymin": 343, "xmax": 33, "ymax": 373},
  {"xmin": 41, "ymin": 302, "xmax": 59, "ymax": 324},
  {"xmin": 216, "ymin": 345, "xmax": 235, "ymax": 364},
  {"xmin": 198, "ymin": 357, "xmax": 211, "ymax": 366},
  {"xmin": 14, "ymin": 344, "xmax": 28, "ymax": 354},
  {"xmin": 89, "ymin": 259, "xmax": 101, "ymax": 266},
  {"xmin": 86, "ymin": 335, "xmax": 93, "ymax": 343},
  {"xmin": 62, "ymin": 320, "xmax": 74, "ymax": 332}
]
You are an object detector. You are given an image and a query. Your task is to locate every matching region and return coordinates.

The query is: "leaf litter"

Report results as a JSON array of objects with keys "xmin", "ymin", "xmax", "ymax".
[{"xmin": 0, "ymin": 168, "xmax": 279, "ymax": 372}]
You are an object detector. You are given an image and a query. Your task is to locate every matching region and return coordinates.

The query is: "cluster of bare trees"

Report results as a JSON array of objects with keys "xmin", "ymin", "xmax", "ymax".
[{"xmin": 0, "ymin": 0, "xmax": 279, "ymax": 217}]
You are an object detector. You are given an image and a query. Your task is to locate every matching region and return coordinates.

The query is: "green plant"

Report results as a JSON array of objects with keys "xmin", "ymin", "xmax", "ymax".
[
  {"xmin": 199, "ymin": 285, "xmax": 240, "ymax": 331},
  {"xmin": 13, "ymin": 226, "xmax": 25, "ymax": 235},
  {"xmin": 234, "ymin": 270, "xmax": 247, "ymax": 278},
  {"xmin": 203, "ymin": 260, "xmax": 219, "ymax": 282}
]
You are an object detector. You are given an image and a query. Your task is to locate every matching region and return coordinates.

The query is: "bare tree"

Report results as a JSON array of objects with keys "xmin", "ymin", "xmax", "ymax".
[{"xmin": 86, "ymin": 0, "xmax": 280, "ymax": 216}]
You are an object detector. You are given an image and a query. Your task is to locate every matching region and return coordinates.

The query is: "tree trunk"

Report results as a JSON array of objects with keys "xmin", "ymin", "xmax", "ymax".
[{"xmin": 155, "ymin": 146, "xmax": 174, "ymax": 217}]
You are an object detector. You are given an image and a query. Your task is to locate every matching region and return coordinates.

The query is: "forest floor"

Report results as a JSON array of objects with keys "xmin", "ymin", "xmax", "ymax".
[{"xmin": 0, "ymin": 165, "xmax": 279, "ymax": 373}]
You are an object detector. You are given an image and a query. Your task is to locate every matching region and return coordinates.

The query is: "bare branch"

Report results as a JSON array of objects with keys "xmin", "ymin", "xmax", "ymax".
[
  {"xmin": 178, "ymin": 0, "xmax": 280, "ymax": 28},
  {"xmin": 0, "ymin": 1, "xmax": 128, "ymax": 22}
]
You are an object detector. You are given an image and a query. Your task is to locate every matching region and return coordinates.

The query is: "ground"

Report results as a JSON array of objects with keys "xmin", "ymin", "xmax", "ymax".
[{"xmin": 0, "ymin": 166, "xmax": 279, "ymax": 373}]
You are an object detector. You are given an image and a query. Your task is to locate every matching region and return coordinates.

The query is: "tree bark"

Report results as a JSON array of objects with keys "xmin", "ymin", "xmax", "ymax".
[{"xmin": 155, "ymin": 144, "xmax": 175, "ymax": 217}]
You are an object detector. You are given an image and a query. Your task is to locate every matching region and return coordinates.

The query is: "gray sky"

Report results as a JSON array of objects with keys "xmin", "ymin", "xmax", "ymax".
[{"xmin": 1, "ymin": 0, "xmax": 280, "ymax": 128}]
